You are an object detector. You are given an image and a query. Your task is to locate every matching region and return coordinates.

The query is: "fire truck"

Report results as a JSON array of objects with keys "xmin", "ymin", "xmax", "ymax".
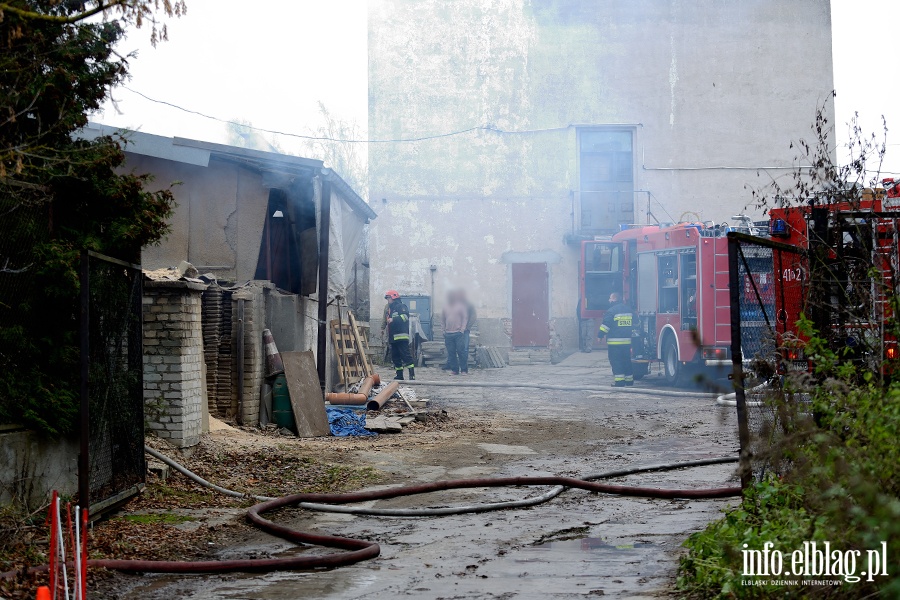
[
  {"xmin": 765, "ymin": 179, "xmax": 900, "ymax": 373},
  {"xmin": 578, "ymin": 217, "xmax": 767, "ymax": 384}
]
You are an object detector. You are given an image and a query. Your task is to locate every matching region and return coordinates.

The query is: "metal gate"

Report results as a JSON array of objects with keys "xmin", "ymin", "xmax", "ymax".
[
  {"xmin": 79, "ymin": 250, "xmax": 145, "ymax": 514},
  {"xmin": 727, "ymin": 233, "xmax": 808, "ymax": 487}
]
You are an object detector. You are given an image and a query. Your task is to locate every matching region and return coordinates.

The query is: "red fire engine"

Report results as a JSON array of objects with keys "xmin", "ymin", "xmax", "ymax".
[
  {"xmin": 766, "ymin": 179, "xmax": 900, "ymax": 372},
  {"xmin": 578, "ymin": 218, "xmax": 766, "ymax": 384}
]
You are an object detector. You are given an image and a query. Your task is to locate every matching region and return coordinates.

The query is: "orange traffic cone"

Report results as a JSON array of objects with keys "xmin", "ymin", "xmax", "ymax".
[
  {"xmin": 35, "ymin": 586, "xmax": 51, "ymax": 600},
  {"xmin": 263, "ymin": 329, "xmax": 284, "ymax": 377}
]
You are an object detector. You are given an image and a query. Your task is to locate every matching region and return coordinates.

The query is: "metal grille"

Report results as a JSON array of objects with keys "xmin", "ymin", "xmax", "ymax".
[
  {"xmin": 727, "ymin": 233, "xmax": 809, "ymax": 486},
  {"xmin": 80, "ymin": 251, "xmax": 145, "ymax": 513}
]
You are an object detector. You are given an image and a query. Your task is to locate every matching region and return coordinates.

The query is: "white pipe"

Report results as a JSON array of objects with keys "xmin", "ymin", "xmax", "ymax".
[
  {"xmin": 715, "ymin": 381, "xmax": 770, "ymax": 407},
  {"xmin": 73, "ymin": 507, "xmax": 81, "ymax": 600},
  {"xmin": 54, "ymin": 497, "xmax": 69, "ymax": 600},
  {"xmin": 400, "ymin": 379, "xmax": 706, "ymax": 398}
]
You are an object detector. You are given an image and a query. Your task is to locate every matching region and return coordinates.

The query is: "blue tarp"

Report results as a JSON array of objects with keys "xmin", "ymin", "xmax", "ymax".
[{"xmin": 326, "ymin": 407, "xmax": 377, "ymax": 437}]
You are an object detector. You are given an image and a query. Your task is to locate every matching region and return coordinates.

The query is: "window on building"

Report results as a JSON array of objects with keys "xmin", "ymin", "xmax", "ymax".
[{"xmin": 578, "ymin": 129, "xmax": 635, "ymax": 233}]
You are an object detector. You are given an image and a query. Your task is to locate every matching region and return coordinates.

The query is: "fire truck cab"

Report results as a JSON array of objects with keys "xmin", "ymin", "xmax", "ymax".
[
  {"xmin": 766, "ymin": 179, "xmax": 900, "ymax": 373},
  {"xmin": 579, "ymin": 221, "xmax": 750, "ymax": 384}
]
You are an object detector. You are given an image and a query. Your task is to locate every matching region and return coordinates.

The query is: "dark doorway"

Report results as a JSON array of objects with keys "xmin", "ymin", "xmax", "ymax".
[
  {"xmin": 254, "ymin": 187, "xmax": 317, "ymax": 295},
  {"xmin": 511, "ymin": 263, "xmax": 549, "ymax": 347}
]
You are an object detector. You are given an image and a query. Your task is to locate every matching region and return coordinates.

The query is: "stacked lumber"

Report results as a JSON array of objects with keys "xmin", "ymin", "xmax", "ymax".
[
  {"xmin": 507, "ymin": 347, "xmax": 551, "ymax": 365},
  {"xmin": 420, "ymin": 341, "xmax": 446, "ymax": 364},
  {"xmin": 476, "ymin": 346, "xmax": 506, "ymax": 368},
  {"xmin": 419, "ymin": 336, "xmax": 477, "ymax": 367},
  {"xmin": 200, "ymin": 286, "xmax": 234, "ymax": 418}
]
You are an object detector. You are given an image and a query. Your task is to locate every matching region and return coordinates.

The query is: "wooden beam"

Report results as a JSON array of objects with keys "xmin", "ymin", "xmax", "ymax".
[{"xmin": 316, "ymin": 178, "xmax": 332, "ymax": 392}]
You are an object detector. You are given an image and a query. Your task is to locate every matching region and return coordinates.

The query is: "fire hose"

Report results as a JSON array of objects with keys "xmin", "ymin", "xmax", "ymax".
[{"xmin": 1, "ymin": 450, "xmax": 740, "ymax": 578}]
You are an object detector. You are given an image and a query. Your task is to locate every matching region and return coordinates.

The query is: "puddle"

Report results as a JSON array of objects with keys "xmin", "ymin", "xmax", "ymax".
[
  {"xmin": 214, "ymin": 570, "xmax": 379, "ymax": 599},
  {"xmin": 607, "ymin": 438, "xmax": 707, "ymax": 453},
  {"xmin": 531, "ymin": 537, "xmax": 652, "ymax": 553},
  {"xmin": 477, "ymin": 443, "xmax": 537, "ymax": 455},
  {"xmin": 121, "ymin": 568, "xmax": 379, "ymax": 600}
]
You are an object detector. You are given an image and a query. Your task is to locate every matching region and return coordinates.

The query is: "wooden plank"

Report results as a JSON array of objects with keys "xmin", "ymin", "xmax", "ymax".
[
  {"xmin": 348, "ymin": 312, "xmax": 373, "ymax": 377},
  {"xmin": 329, "ymin": 319, "xmax": 348, "ymax": 385},
  {"xmin": 282, "ymin": 351, "xmax": 330, "ymax": 437}
]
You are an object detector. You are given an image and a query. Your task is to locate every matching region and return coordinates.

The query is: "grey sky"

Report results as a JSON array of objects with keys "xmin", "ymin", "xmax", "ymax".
[{"xmin": 94, "ymin": 0, "xmax": 899, "ymax": 179}]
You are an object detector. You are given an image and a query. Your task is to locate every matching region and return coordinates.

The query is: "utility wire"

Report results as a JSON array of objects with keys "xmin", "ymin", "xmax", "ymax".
[{"xmin": 121, "ymin": 86, "xmax": 541, "ymax": 143}]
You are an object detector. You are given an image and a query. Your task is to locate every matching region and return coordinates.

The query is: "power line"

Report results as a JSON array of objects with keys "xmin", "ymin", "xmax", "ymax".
[{"xmin": 121, "ymin": 86, "xmax": 565, "ymax": 143}]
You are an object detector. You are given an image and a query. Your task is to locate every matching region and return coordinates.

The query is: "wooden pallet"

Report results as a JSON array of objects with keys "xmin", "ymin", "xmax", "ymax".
[
  {"xmin": 330, "ymin": 311, "xmax": 373, "ymax": 386},
  {"xmin": 348, "ymin": 312, "xmax": 374, "ymax": 375}
]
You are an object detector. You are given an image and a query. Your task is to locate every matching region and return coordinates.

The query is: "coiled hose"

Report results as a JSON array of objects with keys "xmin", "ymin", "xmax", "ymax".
[{"xmin": 2, "ymin": 450, "xmax": 741, "ymax": 577}]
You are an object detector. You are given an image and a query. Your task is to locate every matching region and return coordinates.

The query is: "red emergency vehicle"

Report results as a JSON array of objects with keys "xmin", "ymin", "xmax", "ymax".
[
  {"xmin": 578, "ymin": 219, "xmax": 766, "ymax": 384},
  {"xmin": 766, "ymin": 179, "xmax": 900, "ymax": 372}
]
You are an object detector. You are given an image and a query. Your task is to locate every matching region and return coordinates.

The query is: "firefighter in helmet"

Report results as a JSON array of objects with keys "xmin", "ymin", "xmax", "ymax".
[
  {"xmin": 597, "ymin": 292, "xmax": 634, "ymax": 387},
  {"xmin": 384, "ymin": 290, "xmax": 415, "ymax": 380}
]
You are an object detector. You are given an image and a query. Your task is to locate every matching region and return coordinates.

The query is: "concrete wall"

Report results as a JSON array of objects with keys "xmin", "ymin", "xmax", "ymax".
[
  {"xmin": 0, "ymin": 427, "xmax": 78, "ymax": 510},
  {"xmin": 143, "ymin": 281, "xmax": 206, "ymax": 447},
  {"xmin": 130, "ymin": 154, "xmax": 269, "ymax": 282},
  {"xmin": 368, "ymin": 0, "xmax": 834, "ymax": 350},
  {"xmin": 265, "ymin": 290, "xmax": 345, "ymax": 393}
]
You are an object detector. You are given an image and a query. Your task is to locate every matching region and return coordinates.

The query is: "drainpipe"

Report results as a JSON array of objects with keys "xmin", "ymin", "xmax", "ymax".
[{"xmin": 316, "ymin": 176, "xmax": 332, "ymax": 393}]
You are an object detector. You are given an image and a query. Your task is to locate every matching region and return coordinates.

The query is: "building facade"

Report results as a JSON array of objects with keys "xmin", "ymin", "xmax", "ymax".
[{"xmin": 367, "ymin": 0, "xmax": 834, "ymax": 353}]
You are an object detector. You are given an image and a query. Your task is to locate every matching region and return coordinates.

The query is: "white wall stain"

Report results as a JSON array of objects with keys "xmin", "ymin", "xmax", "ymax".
[{"xmin": 435, "ymin": 201, "xmax": 455, "ymax": 214}]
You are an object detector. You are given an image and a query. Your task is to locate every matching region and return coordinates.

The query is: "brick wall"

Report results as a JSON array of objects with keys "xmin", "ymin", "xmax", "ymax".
[{"xmin": 143, "ymin": 280, "xmax": 207, "ymax": 448}]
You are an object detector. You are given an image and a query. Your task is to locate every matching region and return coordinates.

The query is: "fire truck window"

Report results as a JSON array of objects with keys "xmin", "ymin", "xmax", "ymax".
[
  {"xmin": 588, "ymin": 244, "xmax": 621, "ymax": 273},
  {"xmin": 584, "ymin": 243, "xmax": 623, "ymax": 311},
  {"xmin": 658, "ymin": 255, "xmax": 678, "ymax": 314},
  {"xmin": 681, "ymin": 253, "xmax": 698, "ymax": 330}
]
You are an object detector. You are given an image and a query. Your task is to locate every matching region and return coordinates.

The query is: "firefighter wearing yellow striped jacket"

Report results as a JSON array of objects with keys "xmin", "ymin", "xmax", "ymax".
[
  {"xmin": 384, "ymin": 290, "xmax": 415, "ymax": 380},
  {"xmin": 598, "ymin": 292, "xmax": 634, "ymax": 387}
]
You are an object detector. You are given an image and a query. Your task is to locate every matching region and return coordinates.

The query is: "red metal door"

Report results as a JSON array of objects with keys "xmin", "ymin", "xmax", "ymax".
[{"xmin": 511, "ymin": 263, "xmax": 550, "ymax": 347}]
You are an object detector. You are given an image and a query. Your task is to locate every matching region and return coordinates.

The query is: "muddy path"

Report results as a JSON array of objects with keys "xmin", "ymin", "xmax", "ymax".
[{"xmin": 106, "ymin": 352, "xmax": 740, "ymax": 599}]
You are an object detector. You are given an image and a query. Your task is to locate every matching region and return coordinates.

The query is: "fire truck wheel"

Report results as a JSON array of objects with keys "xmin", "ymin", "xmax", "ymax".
[{"xmin": 662, "ymin": 337, "xmax": 681, "ymax": 386}]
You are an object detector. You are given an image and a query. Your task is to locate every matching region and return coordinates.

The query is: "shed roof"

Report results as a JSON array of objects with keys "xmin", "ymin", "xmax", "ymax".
[{"xmin": 81, "ymin": 123, "xmax": 376, "ymax": 222}]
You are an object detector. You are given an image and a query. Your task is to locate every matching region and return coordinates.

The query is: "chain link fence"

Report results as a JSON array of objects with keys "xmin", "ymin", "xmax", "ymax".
[
  {"xmin": 80, "ymin": 251, "xmax": 145, "ymax": 512},
  {"xmin": 727, "ymin": 233, "xmax": 809, "ymax": 486}
]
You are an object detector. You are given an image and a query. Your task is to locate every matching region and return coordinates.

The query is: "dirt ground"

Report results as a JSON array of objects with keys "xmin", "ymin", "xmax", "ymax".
[{"xmin": 92, "ymin": 350, "xmax": 740, "ymax": 599}]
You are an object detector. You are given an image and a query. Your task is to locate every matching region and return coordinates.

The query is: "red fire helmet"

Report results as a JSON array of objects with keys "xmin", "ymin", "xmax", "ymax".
[{"xmin": 384, "ymin": 290, "xmax": 400, "ymax": 301}]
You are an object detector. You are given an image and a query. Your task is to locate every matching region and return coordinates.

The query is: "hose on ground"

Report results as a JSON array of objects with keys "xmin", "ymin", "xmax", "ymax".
[
  {"xmin": 715, "ymin": 381, "xmax": 771, "ymax": 407},
  {"xmin": 401, "ymin": 379, "xmax": 709, "ymax": 398},
  {"xmin": 148, "ymin": 446, "xmax": 738, "ymax": 517},
  {"xmin": 3, "ymin": 451, "xmax": 741, "ymax": 578}
]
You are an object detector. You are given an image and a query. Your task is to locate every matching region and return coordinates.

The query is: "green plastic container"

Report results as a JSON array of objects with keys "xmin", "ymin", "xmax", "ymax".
[{"xmin": 271, "ymin": 374, "xmax": 295, "ymax": 431}]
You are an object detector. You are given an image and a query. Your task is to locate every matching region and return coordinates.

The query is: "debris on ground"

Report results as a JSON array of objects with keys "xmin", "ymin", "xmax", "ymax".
[
  {"xmin": 364, "ymin": 415, "xmax": 403, "ymax": 433},
  {"xmin": 327, "ymin": 407, "xmax": 377, "ymax": 437}
]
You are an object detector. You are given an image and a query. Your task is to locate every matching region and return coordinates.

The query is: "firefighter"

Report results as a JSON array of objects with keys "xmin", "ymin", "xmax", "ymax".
[
  {"xmin": 384, "ymin": 290, "xmax": 415, "ymax": 380},
  {"xmin": 598, "ymin": 292, "xmax": 634, "ymax": 387}
]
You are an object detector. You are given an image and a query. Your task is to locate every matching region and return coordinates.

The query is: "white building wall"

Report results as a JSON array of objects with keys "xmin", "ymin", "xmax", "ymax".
[{"xmin": 368, "ymin": 0, "xmax": 835, "ymax": 351}]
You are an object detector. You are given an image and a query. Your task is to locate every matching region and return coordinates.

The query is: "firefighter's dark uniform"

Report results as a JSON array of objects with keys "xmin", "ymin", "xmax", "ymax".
[
  {"xmin": 598, "ymin": 301, "xmax": 634, "ymax": 386},
  {"xmin": 387, "ymin": 298, "xmax": 415, "ymax": 380}
]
